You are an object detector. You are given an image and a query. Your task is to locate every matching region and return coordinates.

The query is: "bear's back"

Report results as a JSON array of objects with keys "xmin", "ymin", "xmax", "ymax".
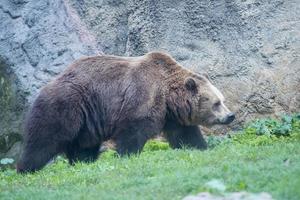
[{"xmin": 57, "ymin": 52, "xmax": 182, "ymax": 87}]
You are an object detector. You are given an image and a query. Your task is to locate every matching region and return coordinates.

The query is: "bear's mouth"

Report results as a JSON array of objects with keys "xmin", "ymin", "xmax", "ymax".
[
  {"xmin": 199, "ymin": 117, "xmax": 217, "ymax": 127},
  {"xmin": 204, "ymin": 117, "xmax": 234, "ymax": 126},
  {"xmin": 217, "ymin": 113, "xmax": 235, "ymax": 125}
]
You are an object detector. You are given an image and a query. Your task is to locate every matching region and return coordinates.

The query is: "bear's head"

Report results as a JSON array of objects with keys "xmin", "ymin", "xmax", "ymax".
[
  {"xmin": 167, "ymin": 72, "xmax": 235, "ymax": 127},
  {"xmin": 184, "ymin": 73, "xmax": 235, "ymax": 126}
]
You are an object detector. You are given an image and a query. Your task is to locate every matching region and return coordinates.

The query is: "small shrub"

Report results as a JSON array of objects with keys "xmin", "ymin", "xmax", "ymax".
[
  {"xmin": 0, "ymin": 158, "xmax": 14, "ymax": 170},
  {"xmin": 231, "ymin": 113, "xmax": 300, "ymax": 146},
  {"xmin": 100, "ymin": 149, "xmax": 118, "ymax": 160}
]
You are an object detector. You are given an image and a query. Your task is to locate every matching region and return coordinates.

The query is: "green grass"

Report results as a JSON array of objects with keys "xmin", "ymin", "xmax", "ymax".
[{"xmin": 0, "ymin": 114, "xmax": 300, "ymax": 200}]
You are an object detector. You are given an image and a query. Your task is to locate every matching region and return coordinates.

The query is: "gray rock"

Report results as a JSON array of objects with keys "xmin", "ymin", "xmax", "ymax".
[
  {"xmin": 0, "ymin": 0, "xmax": 100, "ymax": 159},
  {"xmin": 71, "ymin": 0, "xmax": 300, "ymax": 133},
  {"xmin": 183, "ymin": 192, "xmax": 273, "ymax": 200}
]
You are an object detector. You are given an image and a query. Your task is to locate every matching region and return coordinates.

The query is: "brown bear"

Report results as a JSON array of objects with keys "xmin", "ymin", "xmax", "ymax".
[{"xmin": 17, "ymin": 52, "xmax": 235, "ymax": 173}]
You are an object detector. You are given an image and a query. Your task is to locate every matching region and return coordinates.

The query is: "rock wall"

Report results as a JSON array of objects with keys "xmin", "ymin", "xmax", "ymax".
[
  {"xmin": 0, "ymin": 0, "xmax": 100, "ymax": 159},
  {"xmin": 0, "ymin": 0, "xmax": 299, "ymax": 159},
  {"xmin": 71, "ymin": 0, "xmax": 300, "ymax": 128}
]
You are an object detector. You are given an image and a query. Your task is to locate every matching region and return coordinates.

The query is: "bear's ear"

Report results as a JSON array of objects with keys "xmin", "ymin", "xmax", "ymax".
[{"xmin": 184, "ymin": 77, "xmax": 197, "ymax": 92}]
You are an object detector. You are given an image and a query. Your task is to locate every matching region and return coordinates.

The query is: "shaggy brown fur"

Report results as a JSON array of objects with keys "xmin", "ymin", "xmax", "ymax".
[{"xmin": 17, "ymin": 52, "xmax": 234, "ymax": 173}]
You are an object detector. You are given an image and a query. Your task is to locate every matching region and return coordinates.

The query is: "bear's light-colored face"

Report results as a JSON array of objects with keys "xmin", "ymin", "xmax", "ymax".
[{"xmin": 184, "ymin": 74, "xmax": 235, "ymax": 126}]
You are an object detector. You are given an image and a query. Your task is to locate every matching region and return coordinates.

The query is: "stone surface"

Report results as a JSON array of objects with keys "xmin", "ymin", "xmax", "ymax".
[
  {"xmin": 0, "ymin": 0, "xmax": 299, "ymax": 158},
  {"xmin": 71, "ymin": 0, "xmax": 300, "ymax": 132},
  {"xmin": 0, "ymin": 0, "xmax": 100, "ymax": 159},
  {"xmin": 183, "ymin": 192, "xmax": 273, "ymax": 200}
]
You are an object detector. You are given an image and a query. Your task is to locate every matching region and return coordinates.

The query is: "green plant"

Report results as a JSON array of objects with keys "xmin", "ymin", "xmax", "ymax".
[
  {"xmin": 254, "ymin": 114, "xmax": 299, "ymax": 136},
  {"xmin": 231, "ymin": 113, "xmax": 300, "ymax": 146}
]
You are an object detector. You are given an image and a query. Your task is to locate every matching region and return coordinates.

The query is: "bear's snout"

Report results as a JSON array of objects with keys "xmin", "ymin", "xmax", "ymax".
[{"xmin": 220, "ymin": 112, "xmax": 235, "ymax": 124}]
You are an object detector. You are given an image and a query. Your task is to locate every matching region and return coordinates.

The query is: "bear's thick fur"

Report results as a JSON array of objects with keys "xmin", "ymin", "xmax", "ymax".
[{"xmin": 17, "ymin": 52, "xmax": 234, "ymax": 173}]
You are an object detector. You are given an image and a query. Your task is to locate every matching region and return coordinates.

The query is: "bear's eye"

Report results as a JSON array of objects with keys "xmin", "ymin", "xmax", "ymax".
[
  {"xmin": 201, "ymin": 97, "xmax": 209, "ymax": 102},
  {"xmin": 213, "ymin": 101, "xmax": 221, "ymax": 110}
]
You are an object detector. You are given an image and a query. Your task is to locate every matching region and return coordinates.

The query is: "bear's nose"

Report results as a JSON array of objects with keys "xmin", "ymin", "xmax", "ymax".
[{"xmin": 224, "ymin": 112, "xmax": 235, "ymax": 124}]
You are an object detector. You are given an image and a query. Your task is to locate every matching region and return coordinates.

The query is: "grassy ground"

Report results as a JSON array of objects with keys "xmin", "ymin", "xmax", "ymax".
[{"xmin": 0, "ymin": 115, "xmax": 300, "ymax": 200}]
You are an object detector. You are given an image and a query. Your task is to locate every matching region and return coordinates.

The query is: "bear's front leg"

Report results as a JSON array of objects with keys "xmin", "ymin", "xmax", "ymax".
[
  {"xmin": 112, "ymin": 118, "xmax": 162, "ymax": 156},
  {"xmin": 65, "ymin": 144, "xmax": 100, "ymax": 165},
  {"xmin": 163, "ymin": 121, "xmax": 207, "ymax": 150}
]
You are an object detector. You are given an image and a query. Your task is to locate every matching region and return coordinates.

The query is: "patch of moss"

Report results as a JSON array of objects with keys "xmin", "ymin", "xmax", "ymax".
[
  {"xmin": 0, "ymin": 133, "xmax": 23, "ymax": 153},
  {"xmin": 143, "ymin": 139, "xmax": 170, "ymax": 152},
  {"xmin": 0, "ymin": 69, "xmax": 14, "ymax": 114},
  {"xmin": 0, "ymin": 59, "xmax": 24, "ymax": 155}
]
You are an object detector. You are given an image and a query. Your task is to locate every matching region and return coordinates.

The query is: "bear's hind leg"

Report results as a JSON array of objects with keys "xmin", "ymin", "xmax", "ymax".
[
  {"xmin": 163, "ymin": 121, "xmax": 207, "ymax": 150},
  {"xmin": 17, "ymin": 141, "xmax": 61, "ymax": 173}
]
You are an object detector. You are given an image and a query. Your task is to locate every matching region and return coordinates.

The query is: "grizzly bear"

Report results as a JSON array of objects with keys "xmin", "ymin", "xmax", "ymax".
[{"xmin": 17, "ymin": 52, "xmax": 235, "ymax": 173}]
